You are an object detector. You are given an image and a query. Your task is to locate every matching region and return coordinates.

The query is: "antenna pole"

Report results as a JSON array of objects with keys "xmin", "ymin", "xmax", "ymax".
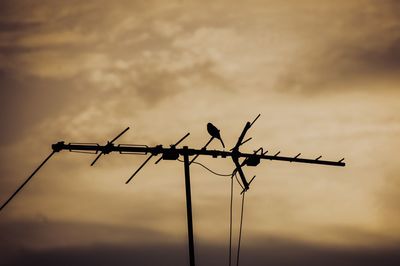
[{"xmin": 183, "ymin": 146, "xmax": 195, "ymax": 266}]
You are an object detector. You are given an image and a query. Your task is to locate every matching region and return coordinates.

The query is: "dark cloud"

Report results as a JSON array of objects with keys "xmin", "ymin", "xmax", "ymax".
[
  {"xmin": 1, "ymin": 219, "xmax": 400, "ymax": 266},
  {"xmin": 0, "ymin": 220, "xmax": 171, "ymax": 248},
  {"xmin": 0, "ymin": 70, "xmax": 76, "ymax": 143},
  {"xmin": 277, "ymin": 39, "xmax": 400, "ymax": 94},
  {"xmin": 354, "ymin": 38, "xmax": 400, "ymax": 74},
  {"xmin": 0, "ymin": 21, "xmax": 42, "ymax": 33},
  {"xmin": 276, "ymin": 1, "xmax": 400, "ymax": 93},
  {"xmin": 0, "ymin": 0, "xmax": 228, "ymax": 108},
  {"xmin": 377, "ymin": 170, "xmax": 400, "ymax": 233},
  {"xmin": 132, "ymin": 59, "xmax": 228, "ymax": 105},
  {"xmin": 1, "ymin": 235, "xmax": 400, "ymax": 266},
  {"xmin": 3, "ymin": 244, "xmax": 189, "ymax": 266}
]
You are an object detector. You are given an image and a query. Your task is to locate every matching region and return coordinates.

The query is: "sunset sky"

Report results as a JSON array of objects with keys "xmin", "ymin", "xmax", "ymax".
[{"xmin": 1, "ymin": 1, "xmax": 400, "ymax": 265}]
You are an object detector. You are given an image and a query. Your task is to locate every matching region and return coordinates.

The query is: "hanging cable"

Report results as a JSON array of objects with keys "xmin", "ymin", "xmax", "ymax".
[
  {"xmin": 177, "ymin": 158, "xmax": 232, "ymax": 177},
  {"xmin": 236, "ymin": 191, "xmax": 246, "ymax": 266},
  {"xmin": 234, "ymin": 172, "xmax": 244, "ymax": 190},
  {"xmin": 176, "ymin": 157, "xmax": 246, "ymax": 266},
  {"xmin": 229, "ymin": 173, "xmax": 234, "ymax": 266}
]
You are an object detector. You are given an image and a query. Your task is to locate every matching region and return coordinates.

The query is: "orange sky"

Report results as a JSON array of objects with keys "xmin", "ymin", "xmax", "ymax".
[{"xmin": 1, "ymin": 1, "xmax": 400, "ymax": 265}]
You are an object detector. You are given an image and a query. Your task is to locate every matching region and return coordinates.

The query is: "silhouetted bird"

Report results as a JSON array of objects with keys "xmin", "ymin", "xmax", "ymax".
[{"xmin": 207, "ymin": 122, "xmax": 225, "ymax": 148}]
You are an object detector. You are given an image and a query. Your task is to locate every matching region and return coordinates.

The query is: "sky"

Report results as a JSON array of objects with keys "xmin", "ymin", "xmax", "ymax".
[{"xmin": 0, "ymin": 0, "xmax": 400, "ymax": 265}]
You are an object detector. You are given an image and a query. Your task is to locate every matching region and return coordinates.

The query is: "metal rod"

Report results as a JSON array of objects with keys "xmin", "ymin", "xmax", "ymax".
[
  {"xmin": 189, "ymin": 136, "xmax": 213, "ymax": 165},
  {"xmin": 250, "ymin": 114, "xmax": 261, "ymax": 127},
  {"xmin": 183, "ymin": 147, "xmax": 195, "ymax": 266},
  {"xmin": 90, "ymin": 152, "xmax": 103, "ymax": 166},
  {"xmin": 155, "ymin": 133, "xmax": 190, "ymax": 164},
  {"xmin": 110, "ymin": 127, "xmax": 130, "ymax": 143},
  {"xmin": 239, "ymin": 137, "xmax": 252, "ymax": 147},
  {"xmin": 232, "ymin": 156, "xmax": 250, "ymax": 190},
  {"xmin": 51, "ymin": 143, "xmax": 346, "ymax": 167},
  {"xmin": 174, "ymin": 133, "xmax": 190, "ymax": 147},
  {"xmin": 154, "ymin": 154, "xmax": 163, "ymax": 164},
  {"xmin": 91, "ymin": 127, "xmax": 130, "ymax": 166},
  {"xmin": 126, "ymin": 154, "xmax": 154, "ymax": 184},
  {"xmin": 0, "ymin": 151, "xmax": 56, "ymax": 212}
]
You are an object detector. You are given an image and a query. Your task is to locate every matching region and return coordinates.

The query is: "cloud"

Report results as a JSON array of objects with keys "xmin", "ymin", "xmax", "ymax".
[
  {"xmin": 275, "ymin": 1, "xmax": 400, "ymax": 93},
  {"xmin": 1, "ymin": 1, "xmax": 400, "ymax": 261},
  {"xmin": 0, "ymin": 20, "xmax": 42, "ymax": 33},
  {"xmin": 2, "ymin": 0, "xmax": 400, "ymax": 96},
  {"xmin": 0, "ymin": 219, "xmax": 173, "ymax": 249},
  {"xmin": 376, "ymin": 169, "xmax": 400, "ymax": 237},
  {"xmin": 0, "ymin": 1, "xmax": 232, "ymax": 108},
  {"xmin": 0, "ymin": 69, "xmax": 84, "ymax": 144},
  {"xmin": 1, "ymin": 226, "xmax": 399, "ymax": 266}
]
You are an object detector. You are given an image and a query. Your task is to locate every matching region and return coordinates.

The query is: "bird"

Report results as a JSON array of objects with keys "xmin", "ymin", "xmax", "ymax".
[{"xmin": 207, "ymin": 122, "xmax": 225, "ymax": 148}]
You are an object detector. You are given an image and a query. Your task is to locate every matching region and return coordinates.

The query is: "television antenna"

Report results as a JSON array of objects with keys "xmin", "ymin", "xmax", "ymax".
[{"xmin": 0, "ymin": 115, "xmax": 345, "ymax": 266}]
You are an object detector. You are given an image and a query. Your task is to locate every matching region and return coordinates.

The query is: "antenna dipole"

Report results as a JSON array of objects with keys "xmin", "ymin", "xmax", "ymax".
[
  {"xmin": 90, "ymin": 127, "xmax": 130, "ymax": 166},
  {"xmin": 0, "ymin": 151, "xmax": 56, "ymax": 211},
  {"xmin": 0, "ymin": 115, "xmax": 345, "ymax": 266}
]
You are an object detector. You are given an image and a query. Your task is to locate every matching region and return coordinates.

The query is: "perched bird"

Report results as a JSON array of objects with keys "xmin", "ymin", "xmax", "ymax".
[{"xmin": 207, "ymin": 122, "xmax": 225, "ymax": 148}]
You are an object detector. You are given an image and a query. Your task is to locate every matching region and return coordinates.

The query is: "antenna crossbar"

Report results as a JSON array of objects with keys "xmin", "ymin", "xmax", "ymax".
[{"xmin": 51, "ymin": 142, "xmax": 345, "ymax": 167}]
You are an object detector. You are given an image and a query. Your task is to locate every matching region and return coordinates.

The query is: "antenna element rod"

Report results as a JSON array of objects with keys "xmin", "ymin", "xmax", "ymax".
[
  {"xmin": 126, "ymin": 155, "xmax": 154, "ymax": 184},
  {"xmin": 110, "ymin": 127, "xmax": 130, "ymax": 143},
  {"xmin": 0, "ymin": 151, "xmax": 56, "ymax": 212},
  {"xmin": 189, "ymin": 136, "xmax": 214, "ymax": 165}
]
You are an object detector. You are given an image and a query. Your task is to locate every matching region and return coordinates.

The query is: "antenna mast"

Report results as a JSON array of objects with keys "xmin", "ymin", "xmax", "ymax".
[{"xmin": 0, "ymin": 115, "xmax": 345, "ymax": 266}]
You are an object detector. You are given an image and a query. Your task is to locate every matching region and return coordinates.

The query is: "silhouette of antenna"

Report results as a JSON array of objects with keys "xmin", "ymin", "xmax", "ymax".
[
  {"xmin": 126, "ymin": 132, "xmax": 190, "ymax": 184},
  {"xmin": 90, "ymin": 127, "xmax": 130, "ymax": 166},
  {"xmin": 0, "ymin": 115, "xmax": 345, "ymax": 266}
]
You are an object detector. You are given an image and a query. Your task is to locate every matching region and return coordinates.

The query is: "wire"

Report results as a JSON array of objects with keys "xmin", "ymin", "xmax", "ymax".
[
  {"xmin": 229, "ymin": 174, "xmax": 234, "ymax": 266},
  {"xmin": 236, "ymin": 191, "xmax": 246, "ymax": 266},
  {"xmin": 229, "ymin": 172, "xmax": 247, "ymax": 266},
  {"xmin": 234, "ymin": 172, "xmax": 244, "ymax": 190},
  {"xmin": 177, "ymin": 158, "xmax": 232, "ymax": 177},
  {"xmin": 176, "ymin": 157, "xmax": 246, "ymax": 266}
]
